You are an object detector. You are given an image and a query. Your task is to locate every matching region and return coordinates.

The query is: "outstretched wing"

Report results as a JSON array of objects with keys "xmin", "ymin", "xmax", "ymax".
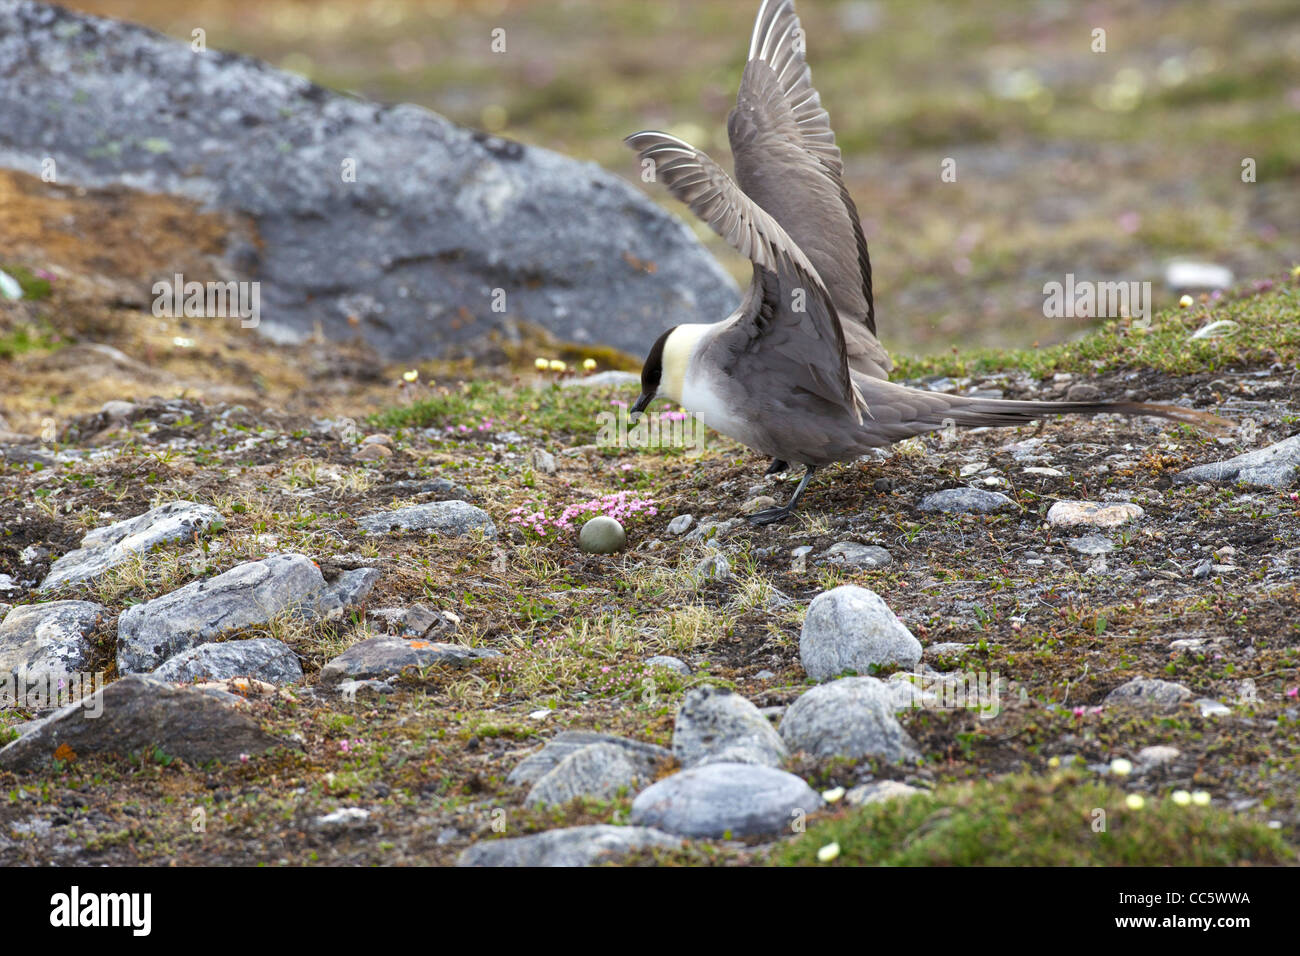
[
  {"xmin": 731, "ymin": 0, "xmax": 888, "ymax": 376},
  {"xmin": 625, "ymin": 130, "xmax": 863, "ymax": 422}
]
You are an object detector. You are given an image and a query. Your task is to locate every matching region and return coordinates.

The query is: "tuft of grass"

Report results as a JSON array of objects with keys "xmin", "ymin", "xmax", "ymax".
[
  {"xmin": 1, "ymin": 263, "xmax": 53, "ymax": 300},
  {"xmin": 370, "ymin": 379, "xmax": 636, "ymax": 446},
  {"xmin": 0, "ymin": 321, "xmax": 61, "ymax": 360},
  {"xmin": 892, "ymin": 281, "xmax": 1300, "ymax": 380},
  {"xmin": 767, "ymin": 772, "xmax": 1295, "ymax": 866}
]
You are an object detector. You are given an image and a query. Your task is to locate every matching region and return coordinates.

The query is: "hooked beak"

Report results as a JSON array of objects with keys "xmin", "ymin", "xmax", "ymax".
[{"xmin": 629, "ymin": 391, "xmax": 653, "ymax": 425}]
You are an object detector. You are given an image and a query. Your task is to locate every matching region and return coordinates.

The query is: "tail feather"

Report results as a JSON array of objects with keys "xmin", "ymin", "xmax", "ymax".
[{"xmin": 939, "ymin": 395, "xmax": 1233, "ymax": 434}]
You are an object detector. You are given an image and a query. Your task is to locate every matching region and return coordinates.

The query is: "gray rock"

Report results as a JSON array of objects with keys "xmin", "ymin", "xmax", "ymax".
[
  {"xmin": 358, "ymin": 501, "xmax": 496, "ymax": 538},
  {"xmin": 630, "ymin": 762, "xmax": 823, "ymax": 838},
  {"xmin": 578, "ymin": 516, "xmax": 626, "ymax": 554},
  {"xmin": 1174, "ymin": 435, "xmax": 1300, "ymax": 490},
  {"xmin": 692, "ymin": 551, "xmax": 732, "ymax": 581},
  {"xmin": 665, "ymin": 514, "xmax": 694, "ymax": 535},
  {"xmin": 800, "ymin": 585, "xmax": 923, "ymax": 680},
  {"xmin": 507, "ymin": 731, "xmax": 670, "ymax": 787},
  {"xmin": 0, "ymin": 3, "xmax": 736, "ymax": 360},
  {"xmin": 394, "ymin": 604, "xmax": 459, "ymax": 640},
  {"xmin": 314, "ymin": 567, "xmax": 381, "ymax": 620},
  {"xmin": 918, "ymin": 487, "xmax": 1017, "ymax": 514},
  {"xmin": 150, "ymin": 638, "xmax": 303, "ymax": 685},
  {"xmin": 312, "ymin": 807, "xmax": 374, "ymax": 831},
  {"xmin": 1104, "ymin": 677, "xmax": 1193, "ymax": 710},
  {"xmin": 1067, "ymin": 535, "xmax": 1115, "ymax": 556},
  {"xmin": 1046, "ymin": 500, "xmax": 1143, "ymax": 528},
  {"xmin": 672, "ymin": 686, "xmax": 788, "ymax": 769},
  {"xmin": 40, "ymin": 501, "xmax": 222, "ymax": 590},
  {"xmin": 844, "ymin": 780, "xmax": 926, "ymax": 806},
  {"xmin": 645, "ymin": 655, "xmax": 690, "ymax": 675},
  {"xmin": 1195, "ymin": 697, "xmax": 1232, "ymax": 718},
  {"xmin": 0, "ymin": 674, "xmax": 290, "ymax": 770},
  {"xmin": 531, "ymin": 449, "xmax": 557, "ymax": 475},
  {"xmin": 458, "ymin": 825, "xmax": 680, "ymax": 867},
  {"xmin": 1065, "ymin": 383, "xmax": 1103, "ymax": 402},
  {"xmin": 1136, "ymin": 745, "xmax": 1181, "ymax": 767},
  {"xmin": 740, "ymin": 495, "xmax": 777, "ymax": 515},
  {"xmin": 116, "ymin": 553, "xmax": 357, "ymax": 674},
  {"xmin": 780, "ymin": 677, "xmax": 918, "ymax": 763},
  {"xmin": 886, "ymin": 670, "xmax": 939, "ymax": 711},
  {"xmin": 525, "ymin": 742, "xmax": 645, "ymax": 807},
  {"xmin": 925, "ymin": 642, "xmax": 971, "ymax": 658},
  {"xmin": 815, "ymin": 541, "xmax": 892, "ymax": 568},
  {"xmin": 318, "ymin": 636, "xmax": 500, "ymax": 685},
  {"xmin": 559, "ymin": 371, "xmax": 641, "ymax": 388},
  {"xmin": 1165, "ymin": 261, "xmax": 1234, "ymax": 292},
  {"xmin": 336, "ymin": 679, "xmax": 397, "ymax": 701},
  {"xmin": 683, "ymin": 518, "xmax": 743, "ymax": 543},
  {"xmin": 0, "ymin": 600, "xmax": 103, "ymax": 682}
]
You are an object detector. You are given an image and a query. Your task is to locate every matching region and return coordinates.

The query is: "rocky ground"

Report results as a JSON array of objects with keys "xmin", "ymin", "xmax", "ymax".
[{"xmin": 2, "ymin": 228, "xmax": 1299, "ymax": 863}]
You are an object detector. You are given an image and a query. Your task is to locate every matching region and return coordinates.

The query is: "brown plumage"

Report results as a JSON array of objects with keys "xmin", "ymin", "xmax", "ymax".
[{"xmin": 626, "ymin": 0, "xmax": 1228, "ymax": 525}]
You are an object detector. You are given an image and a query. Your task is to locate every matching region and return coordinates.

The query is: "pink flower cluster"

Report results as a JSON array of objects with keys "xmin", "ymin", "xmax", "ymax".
[
  {"xmin": 444, "ymin": 416, "xmax": 497, "ymax": 434},
  {"xmin": 508, "ymin": 490, "xmax": 658, "ymax": 537}
]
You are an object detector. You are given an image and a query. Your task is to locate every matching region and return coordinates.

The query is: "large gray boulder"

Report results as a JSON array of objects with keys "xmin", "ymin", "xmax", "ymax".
[
  {"xmin": 780, "ymin": 677, "xmax": 918, "ymax": 763},
  {"xmin": 39, "ymin": 501, "xmax": 222, "ymax": 591},
  {"xmin": 1174, "ymin": 435, "xmax": 1300, "ymax": 490},
  {"xmin": 800, "ymin": 585, "xmax": 923, "ymax": 680},
  {"xmin": 458, "ymin": 825, "xmax": 680, "ymax": 867},
  {"xmin": 525, "ymin": 742, "xmax": 646, "ymax": 807},
  {"xmin": 0, "ymin": 674, "xmax": 291, "ymax": 770},
  {"xmin": 630, "ymin": 762, "xmax": 823, "ymax": 839},
  {"xmin": 357, "ymin": 502, "xmax": 496, "ymax": 538},
  {"xmin": 0, "ymin": 600, "xmax": 103, "ymax": 683},
  {"xmin": 318, "ymin": 635, "xmax": 499, "ymax": 685},
  {"xmin": 116, "ymin": 553, "xmax": 375, "ymax": 674},
  {"xmin": 671, "ymin": 686, "xmax": 788, "ymax": 769},
  {"xmin": 506, "ymin": 730, "xmax": 670, "ymax": 788},
  {"xmin": 150, "ymin": 637, "xmax": 303, "ymax": 685},
  {"xmin": 0, "ymin": 1, "xmax": 738, "ymax": 360}
]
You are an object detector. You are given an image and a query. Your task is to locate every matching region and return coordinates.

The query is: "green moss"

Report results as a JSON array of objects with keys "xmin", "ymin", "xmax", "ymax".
[
  {"xmin": 892, "ymin": 281, "xmax": 1300, "ymax": 380},
  {"xmin": 767, "ymin": 772, "xmax": 1295, "ymax": 866},
  {"xmin": 1, "ymin": 264, "xmax": 53, "ymax": 301}
]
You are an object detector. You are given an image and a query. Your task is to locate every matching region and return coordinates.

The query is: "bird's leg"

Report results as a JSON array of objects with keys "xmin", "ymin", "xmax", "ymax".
[
  {"xmin": 746, "ymin": 465, "xmax": 816, "ymax": 526},
  {"xmin": 764, "ymin": 458, "xmax": 789, "ymax": 476}
]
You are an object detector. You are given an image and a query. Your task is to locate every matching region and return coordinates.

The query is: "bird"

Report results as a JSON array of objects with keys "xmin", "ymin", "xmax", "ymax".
[{"xmin": 625, "ymin": 0, "xmax": 1226, "ymax": 526}]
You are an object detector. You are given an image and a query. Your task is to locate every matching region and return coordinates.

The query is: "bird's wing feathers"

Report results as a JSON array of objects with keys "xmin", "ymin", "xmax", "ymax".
[
  {"xmin": 624, "ymin": 130, "xmax": 863, "ymax": 422},
  {"xmin": 743, "ymin": 0, "xmax": 843, "ymax": 176},
  {"xmin": 624, "ymin": 130, "xmax": 824, "ymax": 285},
  {"xmin": 733, "ymin": 0, "xmax": 885, "ymax": 360},
  {"xmin": 726, "ymin": 263, "xmax": 868, "ymax": 423}
]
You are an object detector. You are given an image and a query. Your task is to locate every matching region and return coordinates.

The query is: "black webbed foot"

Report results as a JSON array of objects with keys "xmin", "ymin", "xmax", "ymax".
[{"xmin": 745, "ymin": 505, "xmax": 796, "ymax": 526}]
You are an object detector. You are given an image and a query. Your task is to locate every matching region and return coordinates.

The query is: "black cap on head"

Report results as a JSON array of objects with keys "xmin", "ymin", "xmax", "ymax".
[{"xmin": 631, "ymin": 326, "xmax": 675, "ymax": 419}]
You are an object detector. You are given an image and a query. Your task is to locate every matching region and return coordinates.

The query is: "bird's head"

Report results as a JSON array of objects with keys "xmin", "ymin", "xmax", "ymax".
[
  {"xmin": 629, "ymin": 325, "xmax": 676, "ymax": 424},
  {"xmin": 630, "ymin": 323, "xmax": 711, "ymax": 423}
]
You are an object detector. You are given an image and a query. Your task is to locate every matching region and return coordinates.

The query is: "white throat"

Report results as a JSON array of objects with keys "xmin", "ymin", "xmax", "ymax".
[{"xmin": 659, "ymin": 323, "xmax": 711, "ymax": 403}]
